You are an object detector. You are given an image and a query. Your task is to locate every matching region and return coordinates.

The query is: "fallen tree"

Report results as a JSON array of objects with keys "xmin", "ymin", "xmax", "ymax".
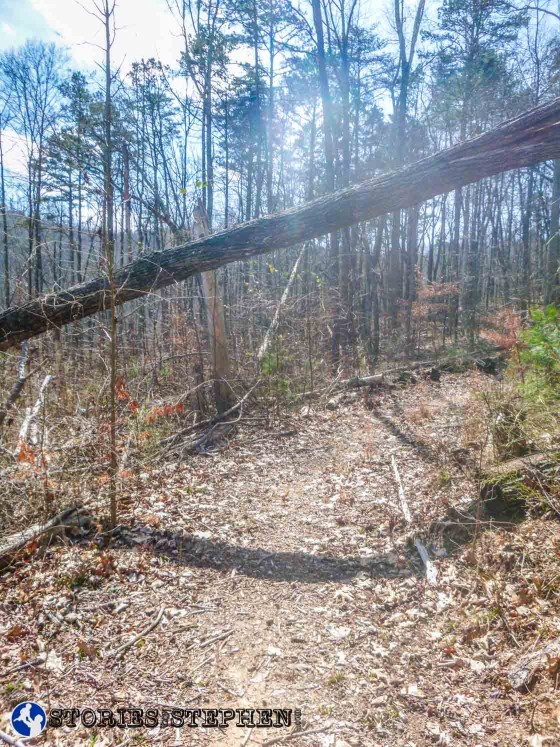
[
  {"xmin": 0, "ymin": 506, "xmax": 91, "ymax": 569},
  {"xmin": 2, "ymin": 97, "xmax": 560, "ymax": 351}
]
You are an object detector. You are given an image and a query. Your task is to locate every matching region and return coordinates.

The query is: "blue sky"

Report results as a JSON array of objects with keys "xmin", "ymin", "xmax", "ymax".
[
  {"xmin": 0, "ymin": 0, "xmax": 398, "ymax": 180},
  {"xmin": 1, "ymin": 0, "xmax": 55, "ymax": 51},
  {"xmin": 1, "ymin": 0, "xmax": 187, "ymax": 178},
  {"xmin": 1, "ymin": 0, "xmax": 184, "ymax": 69},
  {"xmin": 0, "ymin": 0, "xmax": 396, "ymax": 69}
]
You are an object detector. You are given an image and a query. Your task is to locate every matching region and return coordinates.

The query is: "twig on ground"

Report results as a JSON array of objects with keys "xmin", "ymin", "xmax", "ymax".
[
  {"xmin": 0, "ymin": 728, "xmax": 27, "ymax": 747},
  {"xmin": 0, "ymin": 657, "xmax": 46, "ymax": 679},
  {"xmin": 110, "ymin": 606, "xmax": 166, "ymax": 661},
  {"xmin": 392, "ymin": 455, "xmax": 413, "ymax": 523},
  {"xmin": 184, "ymin": 628, "xmax": 233, "ymax": 653},
  {"xmin": 392, "ymin": 455, "xmax": 438, "ymax": 584},
  {"xmin": 261, "ymin": 727, "xmax": 334, "ymax": 746},
  {"xmin": 216, "ymin": 681, "xmax": 244, "ymax": 698}
]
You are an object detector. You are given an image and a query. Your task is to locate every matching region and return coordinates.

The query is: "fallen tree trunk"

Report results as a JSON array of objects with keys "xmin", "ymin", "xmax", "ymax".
[
  {"xmin": 480, "ymin": 452, "xmax": 560, "ymax": 519},
  {"xmin": 2, "ymin": 97, "xmax": 560, "ymax": 351},
  {"xmin": 297, "ymin": 346, "xmax": 506, "ymax": 401},
  {"xmin": 0, "ymin": 506, "xmax": 90, "ymax": 569}
]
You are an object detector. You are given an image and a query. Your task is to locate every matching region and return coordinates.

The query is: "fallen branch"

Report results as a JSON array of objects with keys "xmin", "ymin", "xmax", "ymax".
[
  {"xmin": 257, "ymin": 245, "xmax": 305, "ymax": 364},
  {"xmin": 16, "ymin": 373, "xmax": 53, "ymax": 455},
  {"xmin": 110, "ymin": 606, "xmax": 166, "ymax": 661},
  {"xmin": 0, "ymin": 506, "xmax": 88, "ymax": 568},
  {"xmin": 341, "ymin": 373, "xmax": 384, "ymax": 388},
  {"xmin": 0, "ymin": 728, "xmax": 27, "ymax": 747},
  {"xmin": 0, "ymin": 656, "xmax": 47, "ymax": 678},
  {"xmin": 164, "ymin": 379, "xmax": 262, "ymax": 451},
  {"xmin": 295, "ymin": 345, "xmax": 505, "ymax": 401},
  {"xmin": 391, "ymin": 456, "xmax": 413, "ymax": 524},
  {"xmin": 184, "ymin": 628, "xmax": 234, "ymax": 653},
  {"xmin": 391, "ymin": 456, "xmax": 438, "ymax": 584},
  {"xmin": 261, "ymin": 727, "xmax": 334, "ymax": 746},
  {"xmin": 508, "ymin": 637, "xmax": 560, "ymax": 691},
  {"xmin": 413, "ymin": 538, "xmax": 438, "ymax": 585}
]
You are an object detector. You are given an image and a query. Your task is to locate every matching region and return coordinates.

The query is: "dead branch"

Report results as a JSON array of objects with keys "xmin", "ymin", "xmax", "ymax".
[
  {"xmin": 15, "ymin": 373, "xmax": 52, "ymax": 454},
  {"xmin": 110, "ymin": 606, "xmax": 166, "ymax": 661},
  {"xmin": 391, "ymin": 456, "xmax": 438, "ymax": 584},
  {"xmin": 257, "ymin": 245, "xmax": 306, "ymax": 364},
  {"xmin": 0, "ymin": 727, "xmax": 28, "ymax": 747},
  {"xmin": 0, "ymin": 506, "xmax": 89, "ymax": 568},
  {"xmin": 0, "ymin": 341, "xmax": 29, "ymax": 429},
  {"xmin": 508, "ymin": 637, "xmax": 560, "ymax": 691},
  {"xmin": 184, "ymin": 628, "xmax": 234, "ymax": 653}
]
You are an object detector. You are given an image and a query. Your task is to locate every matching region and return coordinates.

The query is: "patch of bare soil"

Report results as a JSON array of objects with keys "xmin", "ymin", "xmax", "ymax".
[{"xmin": 1, "ymin": 372, "xmax": 559, "ymax": 746}]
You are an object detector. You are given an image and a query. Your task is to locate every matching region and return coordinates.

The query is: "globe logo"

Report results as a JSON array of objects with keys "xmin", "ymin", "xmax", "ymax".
[{"xmin": 11, "ymin": 701, "xmax": 47, "ymax": 737}]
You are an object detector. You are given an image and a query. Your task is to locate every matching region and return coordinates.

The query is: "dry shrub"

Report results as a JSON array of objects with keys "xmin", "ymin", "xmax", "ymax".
[
  {"xmin": 408, "ymin": 402, "xmax": 432, "ymax": 423},
  {"xmin": 480, "ymin": 307, "xmax": 522, "ymax": 351}
]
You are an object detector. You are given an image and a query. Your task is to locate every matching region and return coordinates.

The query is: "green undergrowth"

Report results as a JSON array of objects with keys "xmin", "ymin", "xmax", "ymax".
[
  {"xmin": 480, "ymin": 305, "xmax": 560, "ymax": 516},
  {"xmin": 518, "ymin": 305, "xmax": 560, "ymax": 403}
]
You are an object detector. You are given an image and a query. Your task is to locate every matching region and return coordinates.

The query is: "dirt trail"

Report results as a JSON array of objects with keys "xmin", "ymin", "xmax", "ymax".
[{"xmin": 0, "ymin": 373, "xmax": 544, "ymax": 746}]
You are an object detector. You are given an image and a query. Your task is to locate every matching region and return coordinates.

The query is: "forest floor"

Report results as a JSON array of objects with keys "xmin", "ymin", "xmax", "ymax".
[{"xmin": 1, "ymin": 370, "xmax": 560, "ymax": 747}]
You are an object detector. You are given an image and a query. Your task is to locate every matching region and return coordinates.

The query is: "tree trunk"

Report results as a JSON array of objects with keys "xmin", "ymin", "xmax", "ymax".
[
  {"xmin": 0, "ymin": 127, "xmax": 9, "ymax": 307},
  {"xmin": 311, "ymin": 0, "xmax": 340, "ymax": 364},
  {"xmin": 102, "ymin": 0, "xmax": 118, "ymax": 528},
  {"xmin": 546, "ymin": 159, "xmax": 560, "ymax": 305},
  {"xmin": 193, "ymin": 201, "xmax": 233, "ymax": 414}
]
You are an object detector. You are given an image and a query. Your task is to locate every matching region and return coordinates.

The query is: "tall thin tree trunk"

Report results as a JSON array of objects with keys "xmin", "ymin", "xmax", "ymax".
[
  {"xmin": 547, "ymin": 159, "xmax": 560, "ymax": 304},
  {"xmin": 102, "ymin": 0, "xmax": 118, "ymax": 528},
  {"xmin": 123, "ymin": 143, "xmax": 133, "ymax": 263},
  {"xmin": 194, "ymin": 201, "xmax": 233, "ymax": 414},
  {"xmin": 521, "ymin": 168, "xmax": 534, "ymax": 313},
  {"xmin": 311, "ymin": 0, "xmax": 339, "ymax": 365},
  {"xmin": 0, "ymin": 128, "xmax": 9, "ymax": 306}
]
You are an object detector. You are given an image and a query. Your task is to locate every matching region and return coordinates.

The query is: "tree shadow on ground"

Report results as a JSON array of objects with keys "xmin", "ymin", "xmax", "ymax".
[
  {"xmin": 371, "ymin": 408, "xmax": 441, "ymax": 465},
  {"xmin": 114, "ymin": 526, "xmax": 406, "ymax": 583}
]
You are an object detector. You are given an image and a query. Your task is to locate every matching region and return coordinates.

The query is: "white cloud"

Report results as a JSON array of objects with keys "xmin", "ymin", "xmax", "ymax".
[
  {"xmin": 30, "ymin": 0, "xmax": 184, "ymax": 71},
  {"xmin": 0, "ymin": 128, "xmax": 29, "ymax": 178},
  {"xmin": 1, "ymin": 23, "xmax": 17, "ymax": 36}
]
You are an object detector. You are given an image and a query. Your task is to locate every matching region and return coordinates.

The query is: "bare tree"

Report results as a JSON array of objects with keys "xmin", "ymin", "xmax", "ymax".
[{"xmin": 0, "ymin": 42, "xmax": 64, "ymax": 297}]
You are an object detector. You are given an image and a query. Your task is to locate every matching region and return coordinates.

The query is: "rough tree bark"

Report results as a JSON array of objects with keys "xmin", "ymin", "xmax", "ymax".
[
  {"xmin": 0, "ymin": 341, "xmax": 29, "ymax": 429},
  {"xmin": 193, "ymin": 200, "xmax": 233, "ymax": 414},
  {"xmin": 547, "ymin": 159, "xmax": 560, "ymax": 305},
  {"xmin": 2, "ymin": 96, "xmax": 560, "ymax": 351}
]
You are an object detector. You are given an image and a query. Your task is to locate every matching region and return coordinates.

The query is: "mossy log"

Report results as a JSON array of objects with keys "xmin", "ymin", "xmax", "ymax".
[
  {"xmin": 417, "ymin": 453, "xmax": 560, "ymax": 555},
  {"xmin": 480, "ymin": 453, "xmax": 560, "ymax": 519}
]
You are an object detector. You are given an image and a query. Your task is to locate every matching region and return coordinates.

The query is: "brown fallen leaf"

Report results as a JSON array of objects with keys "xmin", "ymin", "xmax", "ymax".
[
  {"xmin": 78, "ymin": 639, "xmax": 98, "ymax": 659},
  {"xmin": 6, "ymin": 624, "xmax": 26, "ymax": 641}
]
